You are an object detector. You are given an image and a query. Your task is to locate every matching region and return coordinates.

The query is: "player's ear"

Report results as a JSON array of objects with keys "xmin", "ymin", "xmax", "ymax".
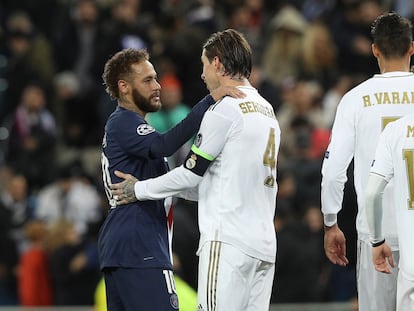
[
  {"xmin": 118, "ymin": 80, "xmax": 129, "ymax": 95},
  {"xmin": 408, "ymin": 42, "xmax": 414, "ymax": 56},
  {"xmin": 372, "ymin": 43, "xmax": 380, "ymax": 58}
]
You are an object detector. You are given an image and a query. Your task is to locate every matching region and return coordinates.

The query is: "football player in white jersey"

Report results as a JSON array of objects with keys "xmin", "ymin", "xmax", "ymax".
[
  {"xmin": 111, "ymin": 29, "xmax": 280, "ymax": 311},
  {"xmin": 321, "ymin": 12, "xmax": 414, "ymax": 311},
  {"xmin": 366, "ymin": 114, "xmax": 414, "ymax": 311}
]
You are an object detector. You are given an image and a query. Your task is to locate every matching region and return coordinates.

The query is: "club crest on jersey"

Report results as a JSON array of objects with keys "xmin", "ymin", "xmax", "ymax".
[
  {"xmin": 137, "ymin": 124, "xmax": 155, "ymax": 135},
  {"xmin": 185, "ymin": 154, "xmax": 197, "ymax": 169},
  {"xmin": 170, "ymin": 294, "xmax": 179, "ymax": 309},
  {"xmin": 194, "ymin": 133, "xmax": 203, "ymax": 147},
  {"xmin": 197, "ymin": 304, "xmax": 205, "ymax": 311}
]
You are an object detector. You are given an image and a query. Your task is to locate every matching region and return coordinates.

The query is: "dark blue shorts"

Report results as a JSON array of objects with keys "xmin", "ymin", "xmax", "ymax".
[{"xmin": 103, "ymin": 267, "xmax": 179, "ymax": 311}]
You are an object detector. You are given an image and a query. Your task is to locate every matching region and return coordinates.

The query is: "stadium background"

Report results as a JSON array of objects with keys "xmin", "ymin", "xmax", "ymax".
[{"xmin": 0, "ymin": 0, "xmax": 411, "ymax": 309}]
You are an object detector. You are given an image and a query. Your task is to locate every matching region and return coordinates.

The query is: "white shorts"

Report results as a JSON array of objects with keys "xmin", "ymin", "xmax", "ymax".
[
  {"xmin": 397, "ymin": 271, "xmax": 414, "ymax": 311},
  {"xmin": 197, "ymin": 241, "xmax": 275, "ymax": 311},
  {"xmin": 357, "ymin": 239, "xmax": 399, "ymax": 311}
]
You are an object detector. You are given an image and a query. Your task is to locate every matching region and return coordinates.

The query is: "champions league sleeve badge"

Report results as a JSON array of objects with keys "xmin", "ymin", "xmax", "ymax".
[{"xmin": 137, "ymin": 124, "xmax": 155, "ymax": 135}]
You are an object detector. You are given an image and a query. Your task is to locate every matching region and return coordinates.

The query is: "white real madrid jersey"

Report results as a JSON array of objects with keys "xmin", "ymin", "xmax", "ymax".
[
  {"xmin": 321, "ymin": 71, "xmax": 414, "ymax": 246},
  {"xmin": 135, "ymin": 86, "xmax": 280, "ymax": 263},
  {"xmin": 370, "ymin": 115, "xmax": 414, "ymax": 280},
  {"xmin": 195, "ymin": 86, "xmax": 280, "ymax": 263}
]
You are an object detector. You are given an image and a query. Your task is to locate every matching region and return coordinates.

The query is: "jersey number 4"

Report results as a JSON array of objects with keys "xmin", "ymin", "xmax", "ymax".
[{"xmin": 263, "ymin": 127, "xmax": 276, "ymax": 188}]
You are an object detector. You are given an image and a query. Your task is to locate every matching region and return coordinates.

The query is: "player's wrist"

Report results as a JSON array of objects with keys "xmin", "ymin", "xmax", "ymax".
[
  {"xmin": 371, "ymin": 238, "xmax": 386, "ymax": 247},
  {"xmin": 323, "ymin": 214, "xmax": 337, "ymax": 228}
]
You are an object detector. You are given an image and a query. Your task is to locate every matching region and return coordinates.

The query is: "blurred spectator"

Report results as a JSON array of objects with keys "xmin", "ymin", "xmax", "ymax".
[
  {"xmin": 249, "ymin": 63, "xmax": 282, "ymax": 113},
  {"xmin": 1, "ymin": 11, "xmax": 55, "ymax": 122},
  {"xmin": 0, "ymin": 173, "xmax": 33, "ymax": 254},
  {"xmin": 300, "ymin": 0, "xmax": 336, "ymax": 21},
  {"xmin": 224, "ymin": 0, "xmax": 267, "ymax": 55},
  {"xmin": 146, "ymin": 73, "xmax": 190, "ymax": 167},
  {"xmin": 321, "ymin": 74, "xmax": 355, "ymax": 128},
  {"xmin": 284, "ymin": 116, "xmax": 324, "ymax": 213},
  {"xmin": 277, "ymin": 79, "xmax": 324, "ymax": 160},
  {"xmin": 272, "ymin": 203, "xmax": 323, "ymax": 303},
  {"xmin": 17, "ymin": 220, "xmax": 53, "ymax": 306},
  {"xmin": 328, "ymin": 0, "xmax": 384, "ymax": 76},
  {"xmin": 4, "ymin": 82, "xmax": 57, "ymax": 191},
  {"xmin": 53, "ymin": 0, "xmax": 101, "ymax": 94},
  {"xmin": 35, "ymin": 161, "xmax": 102, "ymax": 237},
  {"xmin": 51, "ymin": 0, "xmax": 102, "ymax": 146},
  {"xmin": 152, "ymin": 5, "xmax": 211, "ymax": 107},
  {"xmin": 0, "ymin": 0, "xmax": 60, "ymax": 39},
  {"xmin": 94, "ymin": 0, "xmax": 152, "ymax": 74},
  {"xmin": 0, "ymin": 170, "xmax": 19, "ymax": 305},
  {"xmin": 298, "ymin": 20, "xmax": 338, "ymax": 90},
  {"xmin": 261, "ymin": 5, "xmax": 307, "ymax": 85},
  {"xmin": 47, "ymin": 219, "xmax": 100, "ymax": 305}
]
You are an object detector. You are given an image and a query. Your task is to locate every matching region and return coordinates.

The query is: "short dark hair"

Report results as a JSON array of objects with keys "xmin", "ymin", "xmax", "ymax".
[
  {"xmin": 371, "ymin": 12, "xmax": 413, "ymax": 59},
  {"xmin": 203, "ymin": 29, "xmax": 252, "ymax": 79},
  {"xmin": 102, "ymin": 48, "xmax": 149, "ymax": 99}
]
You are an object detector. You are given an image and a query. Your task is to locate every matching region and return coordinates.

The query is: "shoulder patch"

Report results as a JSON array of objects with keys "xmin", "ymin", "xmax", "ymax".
[
  {"xmin": 137, "ymin": 124, "xmax": 155, "ymax": 135},
  {"xmin": 194, "ymin": 133, "xmax": 202, "ymax": 147}
]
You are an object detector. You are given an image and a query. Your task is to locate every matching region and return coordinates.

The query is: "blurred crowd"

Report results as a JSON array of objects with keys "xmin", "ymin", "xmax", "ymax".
[{"xmin": 0, "ymin": 0, "xmax": 412, "ymax": 307}]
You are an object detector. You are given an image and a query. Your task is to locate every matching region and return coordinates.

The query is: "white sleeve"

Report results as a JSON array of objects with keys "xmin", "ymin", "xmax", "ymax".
[
  {"xmin": 365, "ymin": 172, "xmax": 388, "ymax": 243},
  {"xmin": 321, "ymin": 94, "xmax": 356, "ymax": 226},
  {"xmin": 135, "ymin": 165, "xmax": 203, "ymax": 200},
  {"xmin": 176, "ymin": 186, "xmax": 199, "ymax": 201},
  {"xmin": 370, "ymin": 124, "xmax": 395, "ymax": 182},
  {"xmin": 366, "ymin": 126, "xmax": 394, "ymax": 243}
]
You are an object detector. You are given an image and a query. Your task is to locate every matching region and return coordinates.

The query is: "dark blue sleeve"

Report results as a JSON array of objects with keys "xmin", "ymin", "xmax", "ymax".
[{"xmin": 148, "ymin": 94, "xmax": 214, "ymax": 158}]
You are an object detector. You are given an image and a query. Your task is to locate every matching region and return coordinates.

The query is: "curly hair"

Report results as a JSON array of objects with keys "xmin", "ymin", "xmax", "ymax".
[{"xmin": 102, "ymin": 48, "xmax": 149, "ymax": 99}]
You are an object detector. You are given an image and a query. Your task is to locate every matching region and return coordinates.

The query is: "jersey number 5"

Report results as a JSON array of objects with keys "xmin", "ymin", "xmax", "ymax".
[{"xmin": 263, "ymin": 127, "xmax": 276, "ymax": 187}]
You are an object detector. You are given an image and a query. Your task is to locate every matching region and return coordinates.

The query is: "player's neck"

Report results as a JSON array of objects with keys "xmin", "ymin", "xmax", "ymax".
[
  {"xmin": 379, "ymin": 59, "xmax": 411, "ymax": 74},
  {"xmin": 220, "ymin": 76, "xmax": 251, "ymax": 88},
  {"xmin": 118, "ymin": 99, "xmax": 145, "ymax": 117}
]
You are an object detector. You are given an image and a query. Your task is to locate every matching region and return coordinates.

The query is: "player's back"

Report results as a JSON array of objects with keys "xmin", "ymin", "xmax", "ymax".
[
  {"xmin": 326, "ymin": 71, "xmax": 414, "ymax": 239},
  {"xmin": 198, "ymin": 86, "xmax": 280, "ymax": 263}
]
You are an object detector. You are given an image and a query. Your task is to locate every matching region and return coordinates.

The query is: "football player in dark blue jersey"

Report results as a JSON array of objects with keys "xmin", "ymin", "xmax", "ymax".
[{"xmin": 99, "ymin": 48, "xmax": 244, "ymax": 310}]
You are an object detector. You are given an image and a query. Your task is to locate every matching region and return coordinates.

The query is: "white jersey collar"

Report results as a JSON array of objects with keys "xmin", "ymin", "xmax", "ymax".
[{"xmin": 374, "ymin": 71, "xmax": 414, "ymax": 78}]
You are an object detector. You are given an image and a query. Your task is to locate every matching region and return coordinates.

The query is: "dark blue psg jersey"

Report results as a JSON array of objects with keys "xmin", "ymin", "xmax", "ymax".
[{"xmin": 98, "ymin": 95, "xmax": 214, "ymax": 270}]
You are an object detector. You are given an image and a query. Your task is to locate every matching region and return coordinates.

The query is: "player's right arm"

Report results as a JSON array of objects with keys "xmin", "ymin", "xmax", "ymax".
[{"xmin": 321, "ymin": 94, "xmax": 355, "ymax": 265}]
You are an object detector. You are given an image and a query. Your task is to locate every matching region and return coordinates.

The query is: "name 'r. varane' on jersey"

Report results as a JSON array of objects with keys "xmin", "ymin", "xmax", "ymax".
[{"xmin": 363, "ymin": 91, "xmax": 414, "ymax": 107}]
